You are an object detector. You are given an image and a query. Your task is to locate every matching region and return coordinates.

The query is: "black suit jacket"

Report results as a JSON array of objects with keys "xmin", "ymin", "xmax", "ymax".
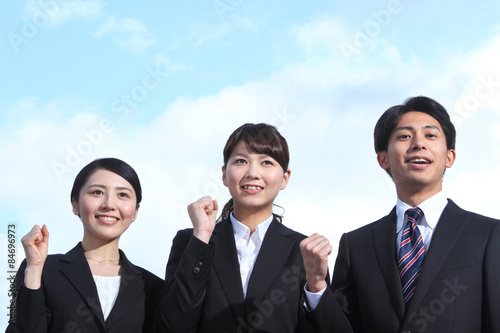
[
  {"xmin": 309, "ymin": 199, "xmax": 500, "ymax": 333},
  {"xmin": 6, "ymin": 243, "xmax": 164, "ymax": 333},
  {"xmin": 161, "ymin": 217, "xmax": 334, "ymax": 333}
]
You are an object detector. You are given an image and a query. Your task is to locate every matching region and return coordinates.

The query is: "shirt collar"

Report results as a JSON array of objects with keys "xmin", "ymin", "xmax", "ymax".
[
  {"xmin": 230, "ymin": 212, "xmax": 274, "ymax": 243},
  {"xmin": 396, "ymin": 191, "xmax": 448, "ymax": 233}
]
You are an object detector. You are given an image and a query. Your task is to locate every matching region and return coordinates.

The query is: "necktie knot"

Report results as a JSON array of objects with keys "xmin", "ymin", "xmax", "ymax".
[{"xmin": 406, "ymin": 207, "xmax": 423, "ymax": 226}]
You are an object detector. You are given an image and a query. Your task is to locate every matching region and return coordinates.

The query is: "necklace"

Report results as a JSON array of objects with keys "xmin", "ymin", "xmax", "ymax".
[{"xmin": 85, "ymin": 256, "xmax": 120, "ymax": 264}]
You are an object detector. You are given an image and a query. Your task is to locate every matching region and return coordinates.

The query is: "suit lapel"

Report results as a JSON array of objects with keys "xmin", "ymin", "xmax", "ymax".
[
  {"xmin": 58, "ymin": 243, "xmax": 106, "ymax": 328},
  {"xmin": 407, "ymin": 199, "xmax": 469, "ymax": 314},
  {"xmin": 372, "ymin": 208, "xmax": 406, "ymax": 321},
  {"xmin": 245, "ymin": 219, "xmax": 296, "ymax": 306},
  {"xmin": 211, "ymin": 219, "xmax": 246, "ymax": 319},
  {"xmin": 105, "ymin": 250, "xmax": 144, "ymax": 328}
]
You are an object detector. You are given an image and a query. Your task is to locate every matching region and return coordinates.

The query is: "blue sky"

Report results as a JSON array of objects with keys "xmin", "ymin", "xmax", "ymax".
[{"xmin": 2, "ymin": 0, "xmax": 500, "ymax": 326}]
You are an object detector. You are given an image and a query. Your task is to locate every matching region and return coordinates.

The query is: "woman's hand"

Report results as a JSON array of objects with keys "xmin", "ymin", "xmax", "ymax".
[
  {"xmin": 21, "ymin": 224, "xmax": 49, "ymax": 289},
  {"xmin": 300, "ymin": 233, "xmax": 331, "ymax": 293},
  {"xmin": 188, "ymin": 196, "xmax": 218, "ymax": 244}
]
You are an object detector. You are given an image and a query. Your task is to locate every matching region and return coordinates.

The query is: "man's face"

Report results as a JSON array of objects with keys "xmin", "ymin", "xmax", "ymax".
[{"xmin": 377, "ymin": 111, "xmax": 456, "ymax": 196}]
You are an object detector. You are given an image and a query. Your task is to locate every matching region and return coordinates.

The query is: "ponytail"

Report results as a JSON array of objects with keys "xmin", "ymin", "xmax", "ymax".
[{"xmin": 217, "ymin": 198, "xmax": 234, "ymax": 223}]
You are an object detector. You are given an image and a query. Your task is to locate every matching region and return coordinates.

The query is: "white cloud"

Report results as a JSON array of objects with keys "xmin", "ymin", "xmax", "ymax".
[
  {"xmin": 24, "ymin": 0, "xmax": 103, "ymax": 28},
  {"xmin": 3, "ymin": 15, "xmax": 500, "ymax": 286},
  {"xmin": 94, "ymin": 16, "xmax": 156, "ymax": 53},
  {"xmin": 166, "ymin": 22, "xmax": 232, "ymax": 51},
  {"xmin": 153, "ymin": 51, "xmax": 194, "ymax": 73}
]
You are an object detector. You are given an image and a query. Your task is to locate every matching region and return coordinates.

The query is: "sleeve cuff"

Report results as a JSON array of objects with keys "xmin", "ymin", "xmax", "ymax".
[{"xmin": 303, "ymin": 283, "xmax": 326, "ymax": 311}]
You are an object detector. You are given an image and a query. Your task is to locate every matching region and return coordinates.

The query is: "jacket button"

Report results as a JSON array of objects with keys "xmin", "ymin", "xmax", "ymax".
[
  {"xmin": 193, "ymin": 267, "xmax": 201, "ymax": 274},
  {"xmin": 196, "ymin": 261, "xmax": 203, "ymax": 267}
]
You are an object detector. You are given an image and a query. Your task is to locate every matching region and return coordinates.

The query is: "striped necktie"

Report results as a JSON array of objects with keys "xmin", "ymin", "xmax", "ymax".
[{"xmin": 399, "ymin": 207, "xmax": 425, "ymax": 305}]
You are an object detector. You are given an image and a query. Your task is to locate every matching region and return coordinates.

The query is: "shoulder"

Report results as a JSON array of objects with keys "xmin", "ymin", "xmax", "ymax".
[
  {"xmin": 119, "ymin": 250, "xmax": 164, "ymax": 284},
  {"xmin": 134, "ymin": 265, "xmax": 164, "ymax": 284},
  {"xmin": 343, "ymin": 208, "xmax": 396, "ymax": 240},
  {"xmin": 175, "ymin": 227, "xmax": 194, "ymax": 238},
  {"xmin": 272, "ymin": 219, "xmax": 308, "ymax": 243},
  {"xmin": 445, "ymin": 199, "xmax": 500, "ymax": 228}
]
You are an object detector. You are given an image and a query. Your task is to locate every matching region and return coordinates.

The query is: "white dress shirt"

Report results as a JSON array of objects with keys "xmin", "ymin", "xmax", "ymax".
[
  {"xmin": 93, "ymin": 275, "xmax": 121, "ymax": 320},
  {"xmin": 396, "ymin": 191, "xmax": 449, "ymax": 251},
  {"xmin": 230, "ymin": 213, "xmax": 273, "ymax": 299}
]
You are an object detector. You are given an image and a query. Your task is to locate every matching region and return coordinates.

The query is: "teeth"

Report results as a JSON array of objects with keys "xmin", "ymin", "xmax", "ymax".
[
  {"xmin": 243, "ymin": 186, "xmax": 262, "ymax": 190},
  {"xmin": 410, "ymin": 158, "xmax": 429, "ymax": 164},
  {"xmin": 98, "ymin": 216, "xmax": 118, "ymax": 222}
]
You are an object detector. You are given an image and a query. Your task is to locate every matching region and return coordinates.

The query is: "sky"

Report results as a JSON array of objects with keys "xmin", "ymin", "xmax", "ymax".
[{"xmin": 1, "ymin": 0, "xmax": 500, "ymax": 327}]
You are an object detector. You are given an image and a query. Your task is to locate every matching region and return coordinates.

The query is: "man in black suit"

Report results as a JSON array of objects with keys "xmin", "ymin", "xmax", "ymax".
[{"xmin": 301, "ymin": 96, "xmax": 500, "ymax": 333}]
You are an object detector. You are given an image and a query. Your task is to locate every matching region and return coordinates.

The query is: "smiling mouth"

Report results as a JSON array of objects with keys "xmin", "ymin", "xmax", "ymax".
[
  {"xmin": 242, "ymin": 185, "xmax": 264, "ymax": 190},
  {"xmin": 406, "ymin": 158, "xmax": 431, "ymax": 164},
  {"xmin": 97, "ymin": 216, "xmax": 118, "ymax": 223}
]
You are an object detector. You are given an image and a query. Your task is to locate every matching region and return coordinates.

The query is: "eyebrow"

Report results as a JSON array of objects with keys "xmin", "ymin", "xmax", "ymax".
[
  {"xmin": 231, "ymin": 152, "xmax": 270, "ymax": 159},
  {"xmin": 87, "ymin": 184, "xmax": 133, "ymax": 192},
  {"xmin": 394, "ymin": 125, "xmax": 442, "ymax": 132}
]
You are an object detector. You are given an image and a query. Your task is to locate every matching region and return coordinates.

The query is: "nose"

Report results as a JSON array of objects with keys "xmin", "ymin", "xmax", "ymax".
[
  {"xmin": 411, "ymin": 132, "xmax": 426, "ymax": 150},
  {"xmin": 245, "ymin": 162, "xmax": 261, "ymax": 179},
  {"xmin": 101, "ymin": 195, "xmax": 116, "ymax": 210}
]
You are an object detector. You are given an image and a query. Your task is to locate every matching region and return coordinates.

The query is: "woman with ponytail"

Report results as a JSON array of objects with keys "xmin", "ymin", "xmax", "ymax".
[{"xmin": 161, "ymin": 123, "xmax": 323, "ymax": 332}]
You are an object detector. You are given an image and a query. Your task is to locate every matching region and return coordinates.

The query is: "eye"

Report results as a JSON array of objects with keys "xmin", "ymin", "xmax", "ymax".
[
  {"xmin": 235, "ymin": 159, "xmax": 247, "ymax": 164},
  {"xmin": 91, "ymin": 190, "xmax": 103, "ymax": 195},
  {"xmin": 426, "ymin": 133, "xmax": 437, "ymax": 138},
  {"xmin": 118, "ymin": 192, "xmax": 130, "ymax": 198},
  {"xmin": 262, "ymin": 160, "xmax": 274, "ymax": 165},
  {"xmin": 398, "ymin": 134, "xmax": 410, "ymax": 140}
]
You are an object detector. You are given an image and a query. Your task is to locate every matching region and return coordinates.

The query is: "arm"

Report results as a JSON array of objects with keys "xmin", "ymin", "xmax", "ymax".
[
  {"xmin": 7, "ymin": 225, "xmax": 50, "ymax": 333},
  {"xmin": 160, "ymin": 197, "xmax": 218, "ymax": 333},
  {"xmin": 330, "ymin": 233, "xmax": 361, "ymax": 332},
  {"xmin": 160, "ymin": 231, "xmax": 215, "ymax": 332},
  {"xmin": 300, "ymin": 234, "xmax": 353, "ymax": 333},
  {"xmin": 483, "ymin": 222, "xmax": 500, "ymax": 332}
]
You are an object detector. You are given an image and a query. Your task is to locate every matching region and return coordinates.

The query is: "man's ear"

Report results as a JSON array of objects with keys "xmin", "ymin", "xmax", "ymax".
[
  {"xmin": 377, "ymin": 151, "xmax": 390, "ymax": 171},
  {"xmin": 446, "ymin": 149, "xmax": 456, "ymax": 168}
]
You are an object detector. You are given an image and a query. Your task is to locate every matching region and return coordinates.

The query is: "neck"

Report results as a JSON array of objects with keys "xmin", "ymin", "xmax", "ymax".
[
  {"xmin": 81, "ymin": 235, "xmax": 120, "ymax": 261},
  {"xmin": 232, "ymin": 206, "xmax": 273, "ymax": 233},
  {"xmin": 396, "ymin": 183, "xmax": 442, "ymax": 207}
]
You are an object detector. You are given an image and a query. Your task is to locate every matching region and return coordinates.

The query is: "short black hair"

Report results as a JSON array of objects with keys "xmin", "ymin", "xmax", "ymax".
[
  {"xmin": 374, "ymin": 96, "xmax": 456, "ymax": 153},
  {"xmin": 70, "ymin": 158, "xmax": 142, "ymax": 208}
]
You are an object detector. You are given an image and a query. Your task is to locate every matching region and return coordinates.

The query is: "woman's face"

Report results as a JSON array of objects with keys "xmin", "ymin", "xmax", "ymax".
[
  {"xmin": 72, "ymin": 168, "xmax": 138, "ymax": 243},
  {"xmin": 222, "ymin": 140, "xmax": 290, "ymax": 217}
]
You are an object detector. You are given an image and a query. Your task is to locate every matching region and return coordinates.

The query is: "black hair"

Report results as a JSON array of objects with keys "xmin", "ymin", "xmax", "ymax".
[
  {"xmin": 70, "ymin": 158, "xmax": 142, "ymax": 208},
  {"xmin": 374, "ymin": 96, "xmax": 456, "ymax": 178}
]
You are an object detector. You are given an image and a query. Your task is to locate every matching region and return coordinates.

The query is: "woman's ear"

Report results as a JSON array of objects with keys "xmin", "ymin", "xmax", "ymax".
[
  {"xmin": 280, "ymin": 169, "xmax": 291, "ymax": 190},
  {"xmin": 222, "ymin": 165, "xmax": 228, "ymax": 187},
  {"xmin": 71, "ymin": 200, "xmax": 80, "ymax": 217}
]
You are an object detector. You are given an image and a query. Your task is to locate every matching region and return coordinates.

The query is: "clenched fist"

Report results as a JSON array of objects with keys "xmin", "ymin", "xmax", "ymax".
[
  {"xmin": 188, "ymin": 196, "xmax": 218, "ymax": 244},
  {"xmin": 300, "ymin": 233, "xmax": 332, "ymax": 293},
  {"xmin": 21, "ymin": 224, "xmax": 49, "ymax": 289}
]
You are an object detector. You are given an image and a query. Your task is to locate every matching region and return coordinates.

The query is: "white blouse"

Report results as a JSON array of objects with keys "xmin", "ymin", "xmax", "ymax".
[{"xmin": 92, "ymin": 275, "xmax": 121, "ymax": 320}]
